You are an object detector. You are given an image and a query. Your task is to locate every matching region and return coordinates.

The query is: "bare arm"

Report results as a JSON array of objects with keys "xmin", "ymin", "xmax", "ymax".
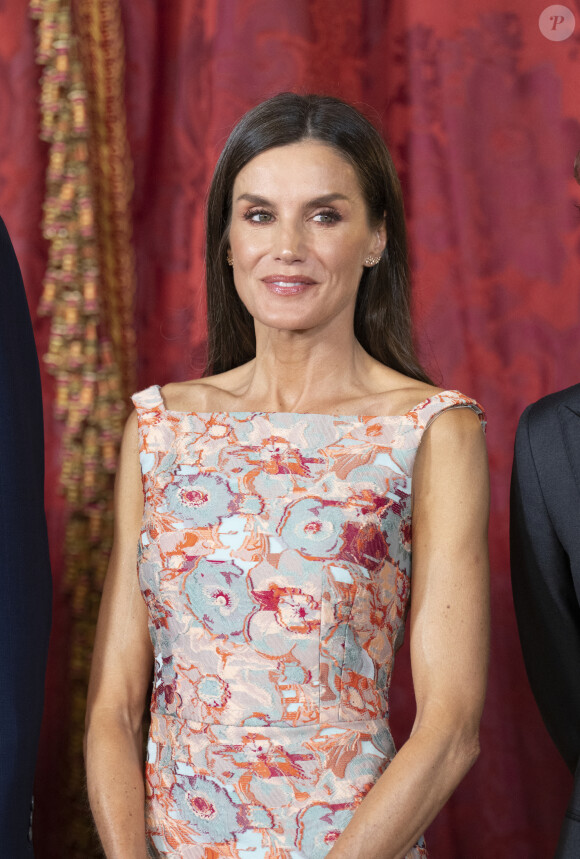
[
  {"xmin": 85, "ymin": 410, "xmax": 153, "ymax": 858},
  {"xmin": 327, "ymin": 407, "xmax": 490, "ymax": 859}
]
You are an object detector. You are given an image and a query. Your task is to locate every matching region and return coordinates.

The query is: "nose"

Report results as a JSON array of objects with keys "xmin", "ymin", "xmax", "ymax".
[{"xmin": 273, "ymin": 220, "xmax": 305, "ymax": 263}]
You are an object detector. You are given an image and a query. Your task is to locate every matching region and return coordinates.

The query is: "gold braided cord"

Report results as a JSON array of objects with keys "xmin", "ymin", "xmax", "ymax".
[
  {"xmin": 74, "ymin": 0, "xmax": 137, "ymax": 398},
  {"xmin": 30, "ymin": 0, "xmax": 136, "ymax": 853}
]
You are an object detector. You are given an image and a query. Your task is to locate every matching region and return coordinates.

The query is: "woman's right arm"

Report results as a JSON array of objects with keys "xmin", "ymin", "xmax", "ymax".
[{"xmin": 85, "ymin": 410, "xmax": 153, "ymax": 858}]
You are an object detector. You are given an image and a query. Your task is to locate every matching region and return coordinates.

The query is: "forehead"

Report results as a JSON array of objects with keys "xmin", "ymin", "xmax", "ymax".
[{"xmin": 233, "ymin": 141, "xmax": 363, "ymax": 199}]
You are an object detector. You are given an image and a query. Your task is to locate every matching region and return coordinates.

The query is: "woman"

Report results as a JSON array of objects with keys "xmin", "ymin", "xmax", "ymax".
[{"xmin": 85, "ymin": 93, "xmax": 489, "ymax": 859}]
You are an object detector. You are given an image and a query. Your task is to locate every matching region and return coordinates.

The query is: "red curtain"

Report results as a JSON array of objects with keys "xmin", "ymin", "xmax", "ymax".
[{"xmin": 2, "ymin": 0, "xmax": 580, "ymax": 855}]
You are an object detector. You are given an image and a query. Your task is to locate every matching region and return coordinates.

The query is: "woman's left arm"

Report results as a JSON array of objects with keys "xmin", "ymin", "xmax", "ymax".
[{"xmin": 328, "ymin": 406, "xmax": 490, "ymax": 859}]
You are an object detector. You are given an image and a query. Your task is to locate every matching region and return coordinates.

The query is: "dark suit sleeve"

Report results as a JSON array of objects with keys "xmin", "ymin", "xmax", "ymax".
[
  {"xmin": 510, "ymin": 405, "xmax": 580, "ymax": 774},
  {"xmin": 0, "ymin": 216, "xmax": 52, "ymax": 856}
]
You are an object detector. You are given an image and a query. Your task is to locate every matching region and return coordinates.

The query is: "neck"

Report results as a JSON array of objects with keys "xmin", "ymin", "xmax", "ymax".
[{"xmin": 236, "ymin": 323, "xmax": 373, "ymax": 413}]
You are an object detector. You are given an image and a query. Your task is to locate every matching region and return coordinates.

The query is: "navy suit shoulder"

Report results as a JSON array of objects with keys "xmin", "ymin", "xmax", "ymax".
[
  {"xmin": 517, "ymin": 385, "xmax": 580, "ymax": 551},
  {"xmin": 511, "ymin": 384, "xmax": 580, "ymax": 858},
  {"xmin": 517, "ymin": 384, "xmax": 580, "ymax": 478},
  {"xmin": 0, "ymin": 215, "xmax": 52, "ymax": 856},
  {"xmin": 525, "ymin": 383, "xmax": 580, "ymax": 416}
]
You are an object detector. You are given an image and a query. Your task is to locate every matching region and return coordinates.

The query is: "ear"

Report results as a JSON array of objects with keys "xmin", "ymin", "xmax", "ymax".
[{"xmin": 370, "ymin": 219, "xmax": 387, "ymax": 257}]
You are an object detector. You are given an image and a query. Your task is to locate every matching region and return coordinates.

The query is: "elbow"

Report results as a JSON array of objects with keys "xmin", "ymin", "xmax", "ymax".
[
  {"xmin": 84, "ymin": 702, "xmax": 144, "ymax": 770},
  {"xmin": 415, "ymin": 711, "xmax": 482, "ymax": 781},
  {"xmin": 449, "ymin": 718, "xmax": 481, "ymax": 781},
  {"xmin": 84, "ymin": 705, "xmax": 98, "ymax": 769},
  {"xmin": 460, "ymin": 730, "xmax": 481, "ymax": 773}
]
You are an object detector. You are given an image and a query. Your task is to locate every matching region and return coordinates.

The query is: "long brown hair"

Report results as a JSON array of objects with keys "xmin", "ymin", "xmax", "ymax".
[{"xmin": 205, "ymin": 92, "xmax": 431, "ymax": 383}]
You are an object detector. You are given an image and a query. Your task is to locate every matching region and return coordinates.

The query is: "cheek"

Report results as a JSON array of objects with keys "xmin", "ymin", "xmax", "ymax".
[
  {"xmin": 322, "ymin": 228, "xmax": 369, "ymax": 262},
  {"xmin": 230, "ymin": 234, "xmax": 264, "ymax": 270},
  {"xmin": 325, "ymin": 243, "xmax": 365, "ymax": 279},
  {"xmin": 231, "ymin": 269, "xmax": 256, "ymax": 315}
]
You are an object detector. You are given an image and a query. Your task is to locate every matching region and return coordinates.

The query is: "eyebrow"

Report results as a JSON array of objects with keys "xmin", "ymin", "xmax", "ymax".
[{"xmin": 235, "ymin": 192, "xmax": 351, "ymax": 206}]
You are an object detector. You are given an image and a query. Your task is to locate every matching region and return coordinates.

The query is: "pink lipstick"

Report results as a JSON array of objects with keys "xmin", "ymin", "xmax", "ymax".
[{"xmin": 262, "ymin": 275, "xmax": 317, "ymax": 295}]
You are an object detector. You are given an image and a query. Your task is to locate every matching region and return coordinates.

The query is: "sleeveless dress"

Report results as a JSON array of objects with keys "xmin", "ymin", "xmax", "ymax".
[{"xmin": 132, "ymin": 385, "xmax": 485, "ymax": 859}]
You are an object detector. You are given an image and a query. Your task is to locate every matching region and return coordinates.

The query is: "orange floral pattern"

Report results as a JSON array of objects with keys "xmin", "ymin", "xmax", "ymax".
[{"xmin": 133, "ymin": 385, "xmax": 485, "ymax": 858}]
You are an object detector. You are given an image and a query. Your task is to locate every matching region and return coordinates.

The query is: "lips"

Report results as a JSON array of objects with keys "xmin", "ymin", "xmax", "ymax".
[{"xmin": 261, "ymin": 275, "xmax": 317, "ymax": 295}]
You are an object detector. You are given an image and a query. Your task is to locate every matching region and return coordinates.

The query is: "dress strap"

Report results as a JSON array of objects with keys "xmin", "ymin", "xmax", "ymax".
[
  {"xmin": 410, "ymin": 390, "xmax": 486, "ymax": 433},
  {"xmin": 131, "ymin": 384, "xmax": 164, "ymax": 414}
]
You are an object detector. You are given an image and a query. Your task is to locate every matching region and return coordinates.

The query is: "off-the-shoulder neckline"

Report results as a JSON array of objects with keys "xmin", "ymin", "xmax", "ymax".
[{"xmin": 142, "ymin": 384, "xmax": 477, "ymax": 421}]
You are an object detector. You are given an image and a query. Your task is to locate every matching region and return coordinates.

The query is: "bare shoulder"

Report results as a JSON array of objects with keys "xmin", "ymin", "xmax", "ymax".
[
  {"xmin": 160, "ymin": 364, "xmax": 253, "ymax": 413},
  {"xmin": 114, "ymin": 410, "xmax": 145, "ymax": 532},
  {"xmin": 413, "ymin": 406, "xmax": 489, "ymax": 529},
  {"xmin": 362, "ymin": 362, "xmax": 443, "ymax": 416},
  {"xmin": 390, "ymin": 381, "xmax": 445, "ymax": 416},
  {"xmin": 423, "ymin": 404, "xmax": 486, "ymax": 449},
  {"xmin": 367, "ymin": 361, "xmax": 483, "ymax": 425},
  {"xmin": 120, "ymin": 408, "xmax": 139, "ymax": 456}
]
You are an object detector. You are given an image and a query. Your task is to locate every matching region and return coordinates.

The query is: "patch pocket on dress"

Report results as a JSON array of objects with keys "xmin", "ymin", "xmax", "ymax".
[{"xmin": 338, "ymin": 580, "xmax": 387, "ymax": 721}]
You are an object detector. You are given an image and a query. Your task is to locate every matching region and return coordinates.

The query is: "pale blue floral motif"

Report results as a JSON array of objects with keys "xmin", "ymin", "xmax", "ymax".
[
  {"xmin": 170, "ymin": 775, "xmax": 241, "ymax": 840},
  {"xmin": 192, "ymin": 675, "xmax": 231, "ymax": 709},
  {"xmin": 279, "ymin": 498, "xmax": 348, "ymax": 557},
  {"xmin": 164, "ymin": 470, "xmax": 236, "ymax": 526},
  {"xmin": 296, "ymin": 804, "xmax": 354, "ymax": 858},
  {"xmin": 184, "ymin": 558, "xmax": 254, "ymax": 637}
]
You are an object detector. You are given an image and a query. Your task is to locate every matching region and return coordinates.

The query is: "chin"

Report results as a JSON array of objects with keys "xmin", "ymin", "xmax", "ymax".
[{"xmin": 262, "ymin": 321, "xmax": 311, "ymax": 334}]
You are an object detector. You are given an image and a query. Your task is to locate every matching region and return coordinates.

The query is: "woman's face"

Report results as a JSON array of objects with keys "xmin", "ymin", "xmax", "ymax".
[{"xmin": 227, "ymin": 140, "xmax": 386, "ymax": 338}]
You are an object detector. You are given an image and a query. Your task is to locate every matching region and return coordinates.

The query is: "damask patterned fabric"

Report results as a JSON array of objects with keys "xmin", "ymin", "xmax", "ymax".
[{"xmin": 132, "ymin": 384, "xmax": 484, "ymax": 858}]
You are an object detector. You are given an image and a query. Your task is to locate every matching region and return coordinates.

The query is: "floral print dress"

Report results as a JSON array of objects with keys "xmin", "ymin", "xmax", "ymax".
[{"xmin": 132, "ymin": 385, "xmax": 485, "ymax": 859}]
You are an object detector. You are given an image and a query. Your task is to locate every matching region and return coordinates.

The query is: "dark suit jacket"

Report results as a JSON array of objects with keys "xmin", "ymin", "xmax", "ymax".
[
  {"xmin": 0, "ymin": 216, "xmax": 52, "ymax": 855},
  {"xmin": 511, "ymin": 384, "xmax": 580, "ymax": 858}
]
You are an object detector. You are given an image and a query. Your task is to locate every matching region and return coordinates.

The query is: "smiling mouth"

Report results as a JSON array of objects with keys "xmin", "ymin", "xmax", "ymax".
[{"xmin": 262, "ymin": 276, "xmax": 317, "ymax": 295}]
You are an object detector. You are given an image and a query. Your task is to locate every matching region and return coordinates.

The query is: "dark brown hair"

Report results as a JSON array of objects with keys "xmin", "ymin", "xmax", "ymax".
[{"xmin": 205, "ymin": 92, "xmax": 430, "ymax": 383}]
